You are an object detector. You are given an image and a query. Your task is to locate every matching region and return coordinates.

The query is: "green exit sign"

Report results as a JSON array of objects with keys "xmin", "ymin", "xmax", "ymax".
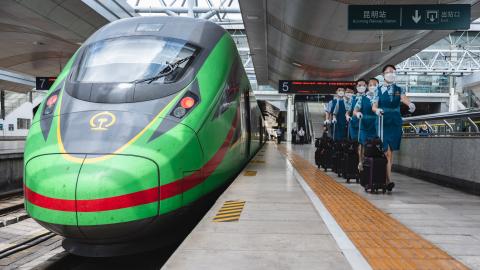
[{"xmin": 348, "ymin": 4, "xmax": 471, "ymax": 30}]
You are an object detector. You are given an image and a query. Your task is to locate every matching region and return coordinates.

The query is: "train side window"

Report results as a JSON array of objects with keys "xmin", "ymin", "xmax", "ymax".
[{"xmin": 214, "ymin": 83, "xmax": 238, "ymax": 118}]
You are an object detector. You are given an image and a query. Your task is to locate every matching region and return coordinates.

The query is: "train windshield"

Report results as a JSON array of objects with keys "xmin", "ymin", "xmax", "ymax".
[{"xmin": 75, "ymin": 37, "xmax": 196, "ymax": 83}]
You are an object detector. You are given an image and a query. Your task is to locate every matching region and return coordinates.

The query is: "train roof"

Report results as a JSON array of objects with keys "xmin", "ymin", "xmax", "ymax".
[{"xmin": 83, "ymin": 16, "xmax": 227, "ymax": 49}]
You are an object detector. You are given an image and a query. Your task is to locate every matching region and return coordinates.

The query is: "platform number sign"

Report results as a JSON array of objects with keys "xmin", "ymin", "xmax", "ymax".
[
  {"xmin": 278, "ymin": 80, "xmax": 356, "ymax": 95},
  {"xmin": 281, "ymin": 81, "xmax": 290, "ymax": 92},
  {"xmin": 36, "ymin": 77, "xmax": 57, "ymax": 91}
]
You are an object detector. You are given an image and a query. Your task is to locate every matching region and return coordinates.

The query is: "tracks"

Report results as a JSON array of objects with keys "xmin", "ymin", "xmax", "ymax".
[
  {"xmin": 0, "ymin": 231, "xmax": 55, "ymax": 260},
  {"xmin": 0, "ymin": 191, "xmax": 24, "ymax": 214},
  {"xmin": 0, "ymin": 191, "xmax": 27, "ymax": 228}
]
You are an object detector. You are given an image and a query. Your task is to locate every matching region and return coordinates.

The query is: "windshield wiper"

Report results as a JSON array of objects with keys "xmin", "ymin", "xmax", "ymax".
[{"xmin": 133, "ymin": 55, "xmax": 194, "ymax": 84}]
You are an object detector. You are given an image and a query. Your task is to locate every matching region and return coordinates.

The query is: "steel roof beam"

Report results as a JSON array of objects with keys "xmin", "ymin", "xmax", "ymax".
[{"xmin": 0, "ymin": 69, "xmax": 35, "ymax": 87}]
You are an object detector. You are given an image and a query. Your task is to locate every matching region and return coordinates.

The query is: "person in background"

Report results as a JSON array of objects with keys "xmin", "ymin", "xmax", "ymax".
[
  {"xmin": 298, "ymin": 126, "xmax": 306, "ymax": 144},
  {"xmin": 324, "ymin": 97, "xmax": 334, "ymax": 126},
  {"xmin": 291, "ymin": 127, "xmax": 298, "ymax": 144},
  {"xmin": 346, "ymin": 79, "xmax": 367, "ymax": 142},
  {"xmin": 276, "ymin": 128, "xmax": 283, "ymax": 144},
  {"xmin": 372, "ymin": 65, "xmax": 416, "ymax": 191},
  {"xmin": 344, "ymin": 88, "xmax": 355, "ymax": 116},
  {"xmin": 418, "ymin": 124, "xmax": 431, "ymax": 136},
  {"xmin": 330, "ymin": 88, "xmax": 347, "ymax": 141},
  {"xmin": 354, "ymin": 78, "xmax": 379, "ymax": 171}
]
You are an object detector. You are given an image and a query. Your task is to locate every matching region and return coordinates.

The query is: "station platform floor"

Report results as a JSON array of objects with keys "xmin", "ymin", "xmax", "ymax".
[{"xmin": 163, "ymin": 142, "xmax": 480, "ymax": 270}]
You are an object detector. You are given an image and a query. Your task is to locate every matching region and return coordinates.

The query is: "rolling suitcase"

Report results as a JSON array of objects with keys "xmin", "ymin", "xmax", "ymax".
[
  {"xmin": 320, "ymin": 136, "xmax": 334, "ymax": 171},
  {"xmin": 314, "ymin": 138, "xmax": 322, "ymax": 167},
  {"xmin": 342, "ymin": 122, "xmax": 359, "ymax": 183},
  {"xmin": 360, "ymin": 115, "xmax": 388, "ymax": 193},
  {"xmin": 343, "ymin": 140, "xmax": 359, "ymax": 183}
]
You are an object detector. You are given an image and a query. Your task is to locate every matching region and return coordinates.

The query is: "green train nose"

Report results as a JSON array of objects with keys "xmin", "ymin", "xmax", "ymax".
[{"xmin": 25, "ymin": 154, "xmax": 159, "ymax": 240}]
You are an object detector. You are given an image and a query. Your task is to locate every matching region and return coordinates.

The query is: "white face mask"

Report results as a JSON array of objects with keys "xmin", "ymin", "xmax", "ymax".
[
  {"xmin": 346, "ymin": 93, "xmax": 353, "ymax": 98},
  {"xmin": 368, "ymin": 85, "xmax": 377, "ymax": 92},
  {"xmin": 337, "ymin": 92, "xmax": 345, "ymax": 97},
  {"xmin": 384, "ymin": 72, "xmax": 396, "ymax": 83},
  {"xmin": 357, "ymin": 86, "xmax": 366, "ymax": 93}
]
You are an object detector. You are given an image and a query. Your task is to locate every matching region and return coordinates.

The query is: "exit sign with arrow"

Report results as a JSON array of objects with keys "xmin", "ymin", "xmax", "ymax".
[{"xmin": 348, "ymin": 4, "xmax": 471, "ymax": 30}]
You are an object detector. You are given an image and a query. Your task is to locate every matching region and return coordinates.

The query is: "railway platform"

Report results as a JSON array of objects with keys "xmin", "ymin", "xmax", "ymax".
[{"xmin": 163, "ymin": 142, "xmax": 480, "ymax": 270}]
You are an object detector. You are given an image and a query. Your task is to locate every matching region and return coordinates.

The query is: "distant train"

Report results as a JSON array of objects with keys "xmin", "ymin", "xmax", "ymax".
[{"xmin": 24, "ymin": 16, "xmax": 265, "ymax": 256}]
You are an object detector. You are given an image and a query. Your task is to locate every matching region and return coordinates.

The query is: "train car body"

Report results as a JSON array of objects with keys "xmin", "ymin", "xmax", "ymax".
[{"xmin": 23, "ymin": 16, "xmax": 265, "ymax": 256}]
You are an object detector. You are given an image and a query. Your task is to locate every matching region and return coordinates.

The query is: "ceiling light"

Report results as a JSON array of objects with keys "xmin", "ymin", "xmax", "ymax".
[
  {"xmin": 330, "ymin": 59, "xmax": 340, "ymax": 62},
  {"xmin": 247, "ymin": 15, "xmax": 260, "ymax": 20},
  {"xmin": 32, "ymin": 41, "xmax": 45, "ymax": 46},
  {"xmin": 349, "ymin": 59, "xmax": 359, "ymax": 62}
]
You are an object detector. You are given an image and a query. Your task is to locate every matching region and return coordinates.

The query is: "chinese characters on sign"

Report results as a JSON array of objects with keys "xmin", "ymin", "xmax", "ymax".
[{"xmin": 348, "ymin": 4, "xmax": 470, "ymax": 30}]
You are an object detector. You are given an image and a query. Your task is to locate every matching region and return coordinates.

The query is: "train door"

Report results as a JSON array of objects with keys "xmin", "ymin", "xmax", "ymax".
[{"xmin": 242, "ymin": 90, "xmax": 251, "ymax": 157}]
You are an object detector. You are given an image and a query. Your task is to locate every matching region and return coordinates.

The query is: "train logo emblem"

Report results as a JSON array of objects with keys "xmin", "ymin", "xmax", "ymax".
[{"xmin": 89, "ymin": 111, "xmax": 116, "ymax": 131}]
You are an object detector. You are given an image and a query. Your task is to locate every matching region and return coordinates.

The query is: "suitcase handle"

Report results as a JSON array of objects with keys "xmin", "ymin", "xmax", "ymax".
[
  {"xmin": 346, "ymin": 120, "xmax": 350, "ymax": 140},
  {"xmin": 358, "ymin": 117, "xmax": 362, "ymax": 143},
  {"xmin": 333, "ymin": 122, "xmax": 336, "ymax": 141},
  {"xmin": 377, "ymin": 114, "xmax": 384, "ymax": 143}
]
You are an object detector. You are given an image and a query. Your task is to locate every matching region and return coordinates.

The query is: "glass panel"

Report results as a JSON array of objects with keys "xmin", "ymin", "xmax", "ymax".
[{"xmin": 75, "ymin": 37, "xmax": 196, "ymax": 83}]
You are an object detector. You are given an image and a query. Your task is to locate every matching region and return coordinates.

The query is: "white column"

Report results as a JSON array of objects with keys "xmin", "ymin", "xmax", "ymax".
[{"xmin": 286, "ymin": 95, "xmax": 294, "ymax": 142}]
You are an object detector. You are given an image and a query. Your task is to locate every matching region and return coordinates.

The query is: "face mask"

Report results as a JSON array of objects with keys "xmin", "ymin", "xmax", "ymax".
[
  {"xmin": 346, "ymin": 93, "xmax": 353, "ymax": 98},
  {"xmin": 384, "ymin": 72, "xmax": 396, "ymax": 83},
  {"xmin": 357, "ymin": 86, "xmax": 366, "ymax": 93},
  {"xmin": 366, "ymin": 91, "xmax": 374, "ymax": 97},
  {"xmin": 368, "ymin": 86, "xmax": 377, "ymax": 92},
  {"xmin": 337, "ymin": 92, "xmax": 345, "ymax": 97}
]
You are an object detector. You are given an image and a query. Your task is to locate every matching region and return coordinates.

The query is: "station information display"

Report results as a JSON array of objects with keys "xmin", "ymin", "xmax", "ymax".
[
  {"xmin": 35, "ymin": 77, "xmax": 57, "ymax": 90},
  {"xmin": 278, "ymin": 80, "xmax": 356, "ymax": 95}
]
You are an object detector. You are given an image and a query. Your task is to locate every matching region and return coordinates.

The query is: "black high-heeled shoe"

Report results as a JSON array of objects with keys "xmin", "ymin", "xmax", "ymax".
[{"xmin": 386, "ymin": 182, "xmax": 395, "ymax": 191}]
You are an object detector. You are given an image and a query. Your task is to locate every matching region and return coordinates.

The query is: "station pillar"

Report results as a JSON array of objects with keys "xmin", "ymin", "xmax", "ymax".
[
  {"xmin": 286, "ymin": 94, "xmax": 294, "ymax": 142},
  {"xmin": 1, "ymin": 90, "xmax": 5, "ymax": 120}
]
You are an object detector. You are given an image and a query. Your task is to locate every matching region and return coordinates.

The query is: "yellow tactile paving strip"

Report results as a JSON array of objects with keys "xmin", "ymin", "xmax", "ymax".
[
  {"xmin": 278, "ymin": 145, "xmax": 468, "ymax": 270},
  {"xmin": 212, "ymin": 201, "xmax": 246, "ymax": 222}
]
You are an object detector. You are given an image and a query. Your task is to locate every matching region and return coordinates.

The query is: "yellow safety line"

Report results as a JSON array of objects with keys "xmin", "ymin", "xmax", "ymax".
[
  {"xmin": 218, "ymin": 206, "xmax": 243, "ymax": 213},
  {"xmin": 244, "ymin": 170, "xmax": 257, "ymax": 176},
  {"xmin": 212, "ymin": 200, "xmax": 246, "ymax": 222},
  {"xmin": 277, "ymin": 145, "xmax": 468, "ymax": 270}
]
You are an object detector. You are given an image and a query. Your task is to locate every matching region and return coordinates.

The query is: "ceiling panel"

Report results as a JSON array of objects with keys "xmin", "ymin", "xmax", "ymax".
[
  {"xmin": 0, "ymin": 0, "xmax": 108, "ymax": 93},
  {"xmin": 240, "ymin": 0, "xmax": 480, "ymax": 86}
]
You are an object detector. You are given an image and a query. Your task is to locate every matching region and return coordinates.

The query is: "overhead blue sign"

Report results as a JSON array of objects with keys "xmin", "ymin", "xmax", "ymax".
[{"xmin": 348, "ymin": 4, "xmax": 471, "ymax": 30}]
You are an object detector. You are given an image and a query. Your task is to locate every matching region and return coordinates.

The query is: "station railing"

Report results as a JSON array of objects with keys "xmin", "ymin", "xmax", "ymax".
[{"xmin": 402, "ymin": 108, "xmax": 480, "ymax": 137}]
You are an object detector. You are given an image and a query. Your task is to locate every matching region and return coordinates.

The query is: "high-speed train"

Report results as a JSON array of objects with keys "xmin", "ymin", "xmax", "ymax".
[{"xmin": 24, "ymin": 16, "xmax": 265, "ymax": 256}]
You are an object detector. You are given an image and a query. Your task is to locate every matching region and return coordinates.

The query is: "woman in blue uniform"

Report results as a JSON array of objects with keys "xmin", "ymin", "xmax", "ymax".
[
  {"xmin": 346, "ymin": 79, "xmax": 367, "ymax": 141},
  {"xmin": 331, "ymin": 88, "xmax": 347, "ymax": 141},
  {"xmin": 372, "ymin": 65, "xmax": 416, "ymax": 190},
  {"xmin": 353, "ymin": 78, "xmax": 378, "ymax": 170}
]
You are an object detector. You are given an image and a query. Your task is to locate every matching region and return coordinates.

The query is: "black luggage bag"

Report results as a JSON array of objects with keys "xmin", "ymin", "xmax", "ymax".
[
  {"xmin": 343, "ymin": 140, "xmax": 359, "ymax": 183},
  {"xmin": 360, "ymin": 115, "xmax": 388, "ymax": 193}
]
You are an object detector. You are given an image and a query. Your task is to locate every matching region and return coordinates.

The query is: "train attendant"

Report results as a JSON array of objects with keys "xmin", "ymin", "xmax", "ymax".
[
  {"xmin": 372, "ymin": 65, "xmax": 416, "ymax": 191},
  {"xmin": 346, "ymin": 79, "xmax": 367, "ymax": 141},
  {"xmin": 324, "ymin": 98, "xmax": 334, "ymax": 125},
  {"xmin": 330, "ymin": 88, "xmax": 347, "ymax": 141},
  {"xmin": 354, "ymin": 78, "xmax": 378, "ymax": 170}
]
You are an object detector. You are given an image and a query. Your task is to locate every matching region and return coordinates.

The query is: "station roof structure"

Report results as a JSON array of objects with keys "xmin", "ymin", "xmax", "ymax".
[{"xmin": 239, "ymin": 0, "xmax": 480, "ymax": 87}]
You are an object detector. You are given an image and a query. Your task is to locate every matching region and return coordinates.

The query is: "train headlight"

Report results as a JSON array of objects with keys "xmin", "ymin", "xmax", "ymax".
[
  {"xmin": 43, "ymin": 92, "xmax": 59, "ymax": 115},
  {"xmin": 180, "ymin": 97, "xmax": 195, "ymax": 109},
  {"xmin": 170, "ymin": 91, "xmax": 199, "ymax": 119},
  {"xmin": 173, "ymin": 107, "xmax": 187, "ymax": 118}
]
